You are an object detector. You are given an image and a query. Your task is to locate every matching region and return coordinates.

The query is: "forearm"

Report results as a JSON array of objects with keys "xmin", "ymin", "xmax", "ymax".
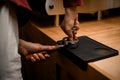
[
  {"xmin": 65, "ymin": 6, "xmax": 77, "ymax": 20},
  {"xmin": 63, "ymin": 0, "xmax": 83, "ymax": 19}
]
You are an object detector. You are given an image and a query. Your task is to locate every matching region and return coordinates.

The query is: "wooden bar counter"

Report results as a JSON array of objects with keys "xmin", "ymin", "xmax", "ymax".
[{"xmin": 21, "ymin": 16, "xmax": 120, "ymax": 80}]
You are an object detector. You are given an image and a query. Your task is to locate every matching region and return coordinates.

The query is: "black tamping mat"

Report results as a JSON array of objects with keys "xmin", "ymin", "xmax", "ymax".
[{"xmin": 57, "ymin": 36, "xmax": 119, "ymax": 70}]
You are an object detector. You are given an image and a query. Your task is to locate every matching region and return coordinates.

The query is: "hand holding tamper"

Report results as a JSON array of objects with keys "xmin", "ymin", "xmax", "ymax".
[{"xmin": 56, "ymin": 19, "xmax": 79, "ymax": 49}]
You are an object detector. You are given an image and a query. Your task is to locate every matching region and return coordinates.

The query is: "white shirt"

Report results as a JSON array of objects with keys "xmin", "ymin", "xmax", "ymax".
[{"xmin": 0, "ymin": 4, "xmax": 23, "ymax": 80}]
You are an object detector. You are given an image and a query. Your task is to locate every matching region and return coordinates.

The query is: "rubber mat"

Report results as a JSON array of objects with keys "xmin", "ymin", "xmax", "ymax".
[{"xmin": 58, "ymin": 36, "xmax": 118, "ymax": 70}]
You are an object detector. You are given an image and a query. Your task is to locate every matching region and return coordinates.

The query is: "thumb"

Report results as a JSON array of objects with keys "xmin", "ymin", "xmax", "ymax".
[{"xmin": 40, "ymin": 45, "xmax": 57, "ymax": 51}]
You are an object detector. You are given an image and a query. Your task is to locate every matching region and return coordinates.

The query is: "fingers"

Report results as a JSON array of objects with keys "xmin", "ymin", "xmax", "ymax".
[
  {"xmin": 25, "ymin": 52, "xmax": 50, "ymax": 62},
  {"xmin": 65, "ymin": 29, "xmax": 73, "ymax": 41},
  {"xmin": 74, "ymin": 20, "xmax": 80, "ymax": 31},
  {"xmin": 73, "ymin": 19, "xmax": 80, "ymax": 40}
]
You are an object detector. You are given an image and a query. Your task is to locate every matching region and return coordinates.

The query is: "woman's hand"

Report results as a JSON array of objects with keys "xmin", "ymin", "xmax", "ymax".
[
  {"xmin": 19, "ymin": 39, "xmax": 56, "ymax": 62},
  {"xmin": 61, "ymin": 7, "xmax": 80, "ymax": 41}
]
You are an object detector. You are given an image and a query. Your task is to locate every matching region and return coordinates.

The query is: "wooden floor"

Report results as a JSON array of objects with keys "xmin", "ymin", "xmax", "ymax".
[{"xmin": 31, "ymin": 15, "xmax": 120, "ymax": 80}]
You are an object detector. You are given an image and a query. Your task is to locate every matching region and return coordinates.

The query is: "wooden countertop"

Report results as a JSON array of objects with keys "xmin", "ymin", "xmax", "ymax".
[{"xmin": 31, "ymin": 16, "xmax": 120, "ymax": 80}]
